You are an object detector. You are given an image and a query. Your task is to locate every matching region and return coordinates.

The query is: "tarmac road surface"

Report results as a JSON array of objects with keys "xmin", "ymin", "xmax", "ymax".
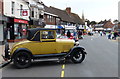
[{"xmin": 1, "ymin": 34, "xmax": 118, "ymax": 78}]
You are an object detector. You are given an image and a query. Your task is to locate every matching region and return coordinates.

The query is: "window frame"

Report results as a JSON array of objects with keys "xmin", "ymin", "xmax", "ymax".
[{"xmin": 40, "ymin": 30, "xmax": 56, "ymax": 42}]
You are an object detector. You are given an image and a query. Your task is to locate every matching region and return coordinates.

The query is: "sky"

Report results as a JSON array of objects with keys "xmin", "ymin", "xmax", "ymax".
[{"xmin": 42, "ymin": 0, "xmax": 119, "ymax": 22}]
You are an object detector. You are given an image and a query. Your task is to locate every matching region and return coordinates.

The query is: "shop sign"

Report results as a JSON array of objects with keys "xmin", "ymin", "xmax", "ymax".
[
  {"xmin": 22, "ymin": 11, "xmax": 28, "ymax": 16},
  {"xmin": 14, "ymin": 19, "xmax": 28, "ymax": 24}
]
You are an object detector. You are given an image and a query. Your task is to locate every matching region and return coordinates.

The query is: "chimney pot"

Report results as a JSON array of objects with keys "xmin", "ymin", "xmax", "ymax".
[{"xmin": 66, "ymin": 7, "xmax": 71, "ymax": 14}]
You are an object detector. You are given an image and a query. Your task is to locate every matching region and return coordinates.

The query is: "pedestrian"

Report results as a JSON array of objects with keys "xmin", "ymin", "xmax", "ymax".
[
  {"xmin": 100, "ymin": 31, "xmax": 103, "ymax": 36},
  {"xmin": 73, "ymin": 30, "xmax": 77, "ymax": 37},
  {"xmin": 113, "ymin": 31, "xmax": 118, "ymax": 40},
  {"xmin": 108, "ymin": 32, "xmax": 112, "ymax": 39},
  {"xmin": 73, "ymin": 30, "xmax": 77, "ymax": 40},
  {"xmin": 78, "ymin": 30, "xmax": 83, "ymax": 39},
  {"xmin": 103, "ymin": 31, "xmax": 106, "ymax": 36},
  {"xmin": 18, "ymin": 26, "xmax": 23, "ymax": 38},
  {"xmin": 4, "ymin": 28, "xmax": 8, "ymax": 43},
  {"xmin": 67, "ymin": 30, "xmax": 71, "ymax": 38}
]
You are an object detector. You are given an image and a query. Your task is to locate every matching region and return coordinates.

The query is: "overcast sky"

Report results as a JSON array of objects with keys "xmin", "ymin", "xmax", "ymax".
[{"xmin": 42, "ymin": 0, "xmax": 119, "ymax": 22}]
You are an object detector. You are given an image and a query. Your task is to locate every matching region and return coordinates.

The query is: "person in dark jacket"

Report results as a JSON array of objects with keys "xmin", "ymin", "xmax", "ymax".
[
  {"xmin": 113, "ymin": 31, "xmax": 118, "ymax": 40},
  {"xmin": 78, "ymin": 30, "xmax": 83, "ymax": 39},
  {"xmin": 108, "ymin": 32, "xmax": 112, "ymax": 39},
  {"xmin": 67, "ymin": 30, "xmax": 71, "ymax": 38}
]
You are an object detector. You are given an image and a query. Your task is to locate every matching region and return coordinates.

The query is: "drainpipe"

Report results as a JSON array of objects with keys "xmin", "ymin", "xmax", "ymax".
[{"xmin": 26, "ymin": 2, "xmax": 31, "ymax": 28}]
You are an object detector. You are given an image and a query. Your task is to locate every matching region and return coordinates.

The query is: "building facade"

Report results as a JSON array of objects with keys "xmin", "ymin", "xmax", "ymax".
[
  {"xmin": 43, "ymin": 5, "xmax": 84, "ymax": 29},
  {"xmin": 3, "ymin": 0, "xmax": 44, "ymax": 42},
  {"xmin": 44, "ymin": 5, "xmax": 60, "ymax": 28},
  {"xmin": 3, "ymin": 0, "xmax": 30, "ymax": 42},
  {"xmin": 26, "ymin": 0, "xmax": 45, "ymax": 28},
  {"xmin": 0, "ymin": 0, "xmax": 8, "ymax": 44},
  {"xmin": 94, "ymin": 20, "xmax": 114, "ymax": 32}
]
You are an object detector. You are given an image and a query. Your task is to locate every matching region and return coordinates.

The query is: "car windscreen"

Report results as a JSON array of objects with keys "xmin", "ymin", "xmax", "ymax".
[{"xmin": 27, "ymin": 30, "xmax": 40, "ymax": 41}]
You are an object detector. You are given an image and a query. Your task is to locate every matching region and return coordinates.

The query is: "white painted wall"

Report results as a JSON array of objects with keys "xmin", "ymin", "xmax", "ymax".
[
  {"xmin": 3, "ymin": 0, "xmax": 44, "ymax": 20},
  {"xmin": 29, "ymin": 0, "xmax": 44, "ymax": 19},
  {"xmin": 3, "ymin": 0, "xmax": 30, "ymax": 20}
]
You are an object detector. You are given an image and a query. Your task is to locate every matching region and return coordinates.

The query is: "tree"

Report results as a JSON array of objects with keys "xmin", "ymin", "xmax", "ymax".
[
  {"xmin": 90, "ymin": 21, "xmax": 97, "ymax": 25},
  {"xmin": 113, "ymin": 19, "xmax": 118, "ymax": 24},
  {"xmin": 85, "ymin": 19, "xmax": 90, "ymax": 27}
]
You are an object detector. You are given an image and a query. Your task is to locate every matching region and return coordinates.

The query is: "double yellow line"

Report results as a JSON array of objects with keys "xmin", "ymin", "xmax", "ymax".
[{"xmin": 61, "ymin": 64, "xmax": 65, "ymax": 77}]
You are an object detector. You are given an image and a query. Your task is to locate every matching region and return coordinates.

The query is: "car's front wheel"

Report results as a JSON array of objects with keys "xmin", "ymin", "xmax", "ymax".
[
  {"xmin": 13, "ymin": 51, "xmax": 32, "ymax": 69},
  {"xmin": 70, "ymin": 49, "xmax": 85, "ymax": 63}
]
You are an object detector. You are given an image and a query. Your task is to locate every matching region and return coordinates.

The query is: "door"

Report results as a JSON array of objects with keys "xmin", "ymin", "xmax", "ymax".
[{"xmin": 38, "ymin": 30, "xmax": 58, "ymax": 54}]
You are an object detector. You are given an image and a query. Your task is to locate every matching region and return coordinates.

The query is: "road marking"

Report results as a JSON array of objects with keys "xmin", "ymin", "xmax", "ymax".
[
  {"xmin": 61, "ymin": 70, "xmax": 65, "ymax": 77},
  {"xmin": 61, "ymin": 64, "xmax": 65, "ymax": 77},
  {"xmin": 62, "ymin": 64, "xmax": 65, "ymax": 69}
]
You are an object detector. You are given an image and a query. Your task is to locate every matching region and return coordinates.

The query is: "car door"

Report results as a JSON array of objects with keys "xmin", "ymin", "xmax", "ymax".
[{"xmin": 38, "ymin": 30, "xmax": 58, "ymax": 54}]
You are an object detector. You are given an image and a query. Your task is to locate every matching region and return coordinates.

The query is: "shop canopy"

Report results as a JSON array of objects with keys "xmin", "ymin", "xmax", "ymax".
[
  {"xmin": 45, "ymin": 25, "xmax": 64, "ymax": 29},
  {"xmin": 57, "ymin": 26, "xmax": 63, "ymax": 29}
]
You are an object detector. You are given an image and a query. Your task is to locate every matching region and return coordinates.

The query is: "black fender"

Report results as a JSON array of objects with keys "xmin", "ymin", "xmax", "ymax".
[
  {"xmin": 11, "ymin": 48, "xmax": 33, "ymax": 59},
  {"xmin": 60, "ymin": 46, "xmax": 87, "ymax": 59},
  {"xmin": 69, "ymin": 46, "xmax": 87, "ymax": 55}
]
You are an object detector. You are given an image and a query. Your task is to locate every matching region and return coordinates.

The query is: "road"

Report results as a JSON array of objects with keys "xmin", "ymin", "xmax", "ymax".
[{"xmin": 1, "ymin": 34, "xmax": 118, "ymax": 78}]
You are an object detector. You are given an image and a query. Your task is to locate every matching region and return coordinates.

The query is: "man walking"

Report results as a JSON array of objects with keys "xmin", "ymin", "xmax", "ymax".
[
  {"xmin": 113, "ymin": 31, "xmax": 118, "ymax": 40},
  {"xmin": 67, "ymin": 30, "xmax": 71, "ymax": 38}
]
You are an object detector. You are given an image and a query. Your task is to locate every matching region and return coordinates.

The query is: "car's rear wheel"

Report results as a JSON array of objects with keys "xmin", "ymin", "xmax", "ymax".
[
  {"xmin": 70, "ymin": 49, "xmax": 85, "ymax": 63},
  {"xmin": 13, "ymin": 51, "xmax": 31, "ymax": 69}
]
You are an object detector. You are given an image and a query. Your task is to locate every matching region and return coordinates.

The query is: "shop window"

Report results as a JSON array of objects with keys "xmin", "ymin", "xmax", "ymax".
[
  {"xmin": 36, "ymin": 12, "xmax": 37, "ymax": 18},
  {"xmin": 47, "ymin": 15, "xmax": 49, "ymax": 22},
  {"xmin": 32, "ymin": 11, "xmax": 34, "ymax": 17},
  {"xmin": 14, "ymin": 24, "xmax": 27, "ymax": 39},
  {"xmin": 31, "ymin": 8, "xmax": 34, "ymax": 17},
  {"xmin": 39, "ymin": 14, "xmax": 43, "ymax": 18},
  {"xmin": 49, "ymin": 16, "xmax": 52, "ymax": 22}
]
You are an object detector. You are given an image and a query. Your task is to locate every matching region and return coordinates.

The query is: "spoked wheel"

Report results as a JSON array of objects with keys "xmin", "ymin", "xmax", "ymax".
[
  {"xmin": 13, "ymin": 52, "xmax": 31, "ymax": 69},
  {"xmin": 70, "ymin": 49, "xmax": 85, "ymax": 63}
]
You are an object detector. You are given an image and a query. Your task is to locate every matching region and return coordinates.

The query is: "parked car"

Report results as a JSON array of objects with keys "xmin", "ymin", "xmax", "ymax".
[
  {"xmin": 3, "ymin": 28, "xmax": 87, "ymax": 69},
  {"xmin": 57, "ymin": 35, "xmax": 78, "ymax": 42}
]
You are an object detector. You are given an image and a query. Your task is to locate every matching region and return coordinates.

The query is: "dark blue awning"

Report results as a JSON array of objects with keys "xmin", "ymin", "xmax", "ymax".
[{"xmin": 57, "ymin": 26, "xmax": 63, "ymax": 29}]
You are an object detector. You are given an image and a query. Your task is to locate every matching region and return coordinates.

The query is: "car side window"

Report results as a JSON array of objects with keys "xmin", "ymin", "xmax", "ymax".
[{"xmin": 41, "ymin": 31, "xmax": 55, "ymax": 39}]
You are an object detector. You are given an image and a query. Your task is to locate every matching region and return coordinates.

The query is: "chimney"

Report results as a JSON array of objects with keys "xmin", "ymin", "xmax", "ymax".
[{"xmin": 66, "ymin": 7, "xmax": 71, "ymax": 14}]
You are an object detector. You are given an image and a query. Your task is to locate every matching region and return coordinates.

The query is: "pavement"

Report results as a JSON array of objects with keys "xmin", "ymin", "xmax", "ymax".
[{"xmin": 0, "ymin": 43, "xmax": 15, "ymax": 64}]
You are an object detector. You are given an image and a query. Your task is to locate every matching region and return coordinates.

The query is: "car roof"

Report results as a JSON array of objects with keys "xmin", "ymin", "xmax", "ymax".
[{"xmin": 27, "ymin": 28, "xmax": 57, "ymax": 41}]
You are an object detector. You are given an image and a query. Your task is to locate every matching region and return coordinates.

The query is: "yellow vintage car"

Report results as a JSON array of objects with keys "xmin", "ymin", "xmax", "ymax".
[{"xmin": 3, "ymin": 28, "xmax": 87, "ymax": 69}]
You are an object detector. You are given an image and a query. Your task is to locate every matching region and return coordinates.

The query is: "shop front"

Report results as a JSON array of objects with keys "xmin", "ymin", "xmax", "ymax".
[{"xmin": 7, "ymin": 17, "xmax": 28, "ymax": 42}]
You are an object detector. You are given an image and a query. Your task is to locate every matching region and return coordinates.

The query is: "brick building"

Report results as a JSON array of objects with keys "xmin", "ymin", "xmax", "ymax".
[
  {"xmin": 103, "ymin": 21, "xmax": 114, "ymax": 29},
  {"xmin": 44, "ymin": 5, "xmax": 60, "ymax": 28}
]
